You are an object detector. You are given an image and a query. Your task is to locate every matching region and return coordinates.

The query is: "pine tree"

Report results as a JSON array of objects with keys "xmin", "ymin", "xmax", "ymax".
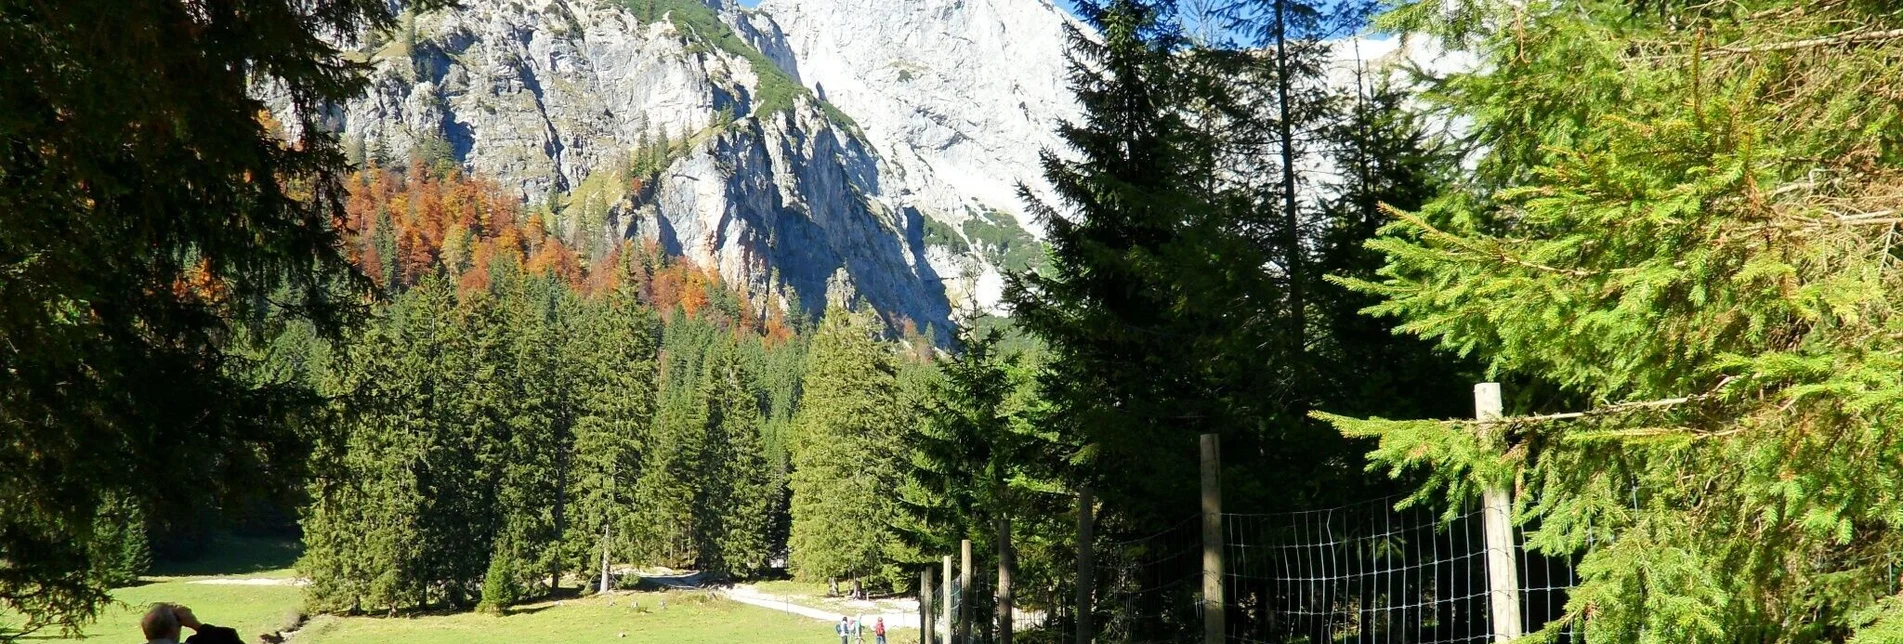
[
  {"xmin": 633, "ymin": 317, "xmax": 718, "ymax": 566},
  {"xmin": 1, "ymin": 0, "xmax": 443, "ymax": 628},
  {"xmin": 1323, "ymin": 1, "xmax": 1903, "ymax": 641},
  {"xmin": 566, "ymin": 285, "xmax": 660, "ymax": 588},
  {"xmin": 696, "ymin": 342, "xmax": 774, "ymax": 577},
  {"xmin": 1006, "ymin": 0, "xmax": 1351, "ymax": 532},
  {"xmin": 88, "ymin": 494, "xmax": 151, "ymax": 588},
  {"xmin": 788, "ymin": 307, "xmax": 906, "ymax": 586}
]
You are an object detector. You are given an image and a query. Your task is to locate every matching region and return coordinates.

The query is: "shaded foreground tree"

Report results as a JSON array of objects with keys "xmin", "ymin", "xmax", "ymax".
[
  {"xmin": 0, "ymin": 0, "xmax": 446, "ymax": 634},
  {"xmin": 1324, "ymin": 1, "xmax": 1903, "ymax": 641},
  {"xmin": 1006, "ymin": 0, "xmax": 1378, "ymax": 531}
]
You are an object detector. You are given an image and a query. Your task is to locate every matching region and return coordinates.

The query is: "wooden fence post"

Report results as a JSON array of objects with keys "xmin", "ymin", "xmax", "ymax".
[
  {"xmin": 960, "ymin": 539, "xmax": 973, "ymax": 644},
  {"xmin": 1201, "ymin": 433, "xmax": 1224, "ymax": 644},
  {"xmin": 942, "ymin": 555, "xmax": 954, "ymax": 644},
  {"xmin": 923, "ymin": 566, "xmax": 936, "ymax": 644},
  {"xmin": 1076, "ymin": 487, "xmax": 1094, "ymax": 644},
  {"xmin": 1475, "ymin": 383, "xmax": 1523, "ymax": 642},
  {"xmin": 999, "ymin": 517, "xmax": 1014, "ymax": 644}
]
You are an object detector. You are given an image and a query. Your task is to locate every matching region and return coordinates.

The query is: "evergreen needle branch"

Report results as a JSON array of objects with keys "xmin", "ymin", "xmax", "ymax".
[
  {"xmin": 1708, "ymin": 28, "xmax": 1903, "ymax": 55},
  {"xmin": 1508, "ymin": 396, "xmax": 1692, "ymax": 424},
  {"xmin": 1827, "ymin": 210, "xmax": 1901, "ymax": 225},
  {"xmin": 1379, "ymin": 203, "xmax": 1598, "ymax": 277}
]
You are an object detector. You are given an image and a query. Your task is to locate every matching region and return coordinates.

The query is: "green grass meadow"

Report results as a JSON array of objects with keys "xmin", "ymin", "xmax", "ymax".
[
  {"xmin": 297, "ymin": 593, "xmax": 839, "ymax": 644},
  {"xmin": 19, "ymin": 536, "xmax": 865, "ymax": 643}
]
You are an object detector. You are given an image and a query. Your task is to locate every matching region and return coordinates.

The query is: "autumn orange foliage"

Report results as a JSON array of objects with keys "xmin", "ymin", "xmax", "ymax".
[{"xmin": 340, "ymin": 163, "xmax": 797, "ymax": 341}]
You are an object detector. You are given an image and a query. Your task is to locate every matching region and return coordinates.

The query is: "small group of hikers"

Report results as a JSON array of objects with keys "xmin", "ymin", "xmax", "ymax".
[
  {"xmin": 139, "ymin": 604, "xmax": 245, "ymax": 644},
  {"xmin": 836, "ymin": 614, "xmax": 887, "ymax": 644}
]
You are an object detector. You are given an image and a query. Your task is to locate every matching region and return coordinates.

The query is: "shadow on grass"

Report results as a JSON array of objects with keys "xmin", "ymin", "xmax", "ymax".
[{"xmin": 151, "ymin": 535, "xmax": 302, "ymax": 578}]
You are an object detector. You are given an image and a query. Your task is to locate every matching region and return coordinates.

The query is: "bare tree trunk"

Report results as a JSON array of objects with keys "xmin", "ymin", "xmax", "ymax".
[
  {"xmin": 601, "ymin": 522, "xmax": 612, "ymax": 594},
  {"xmin": 998, "ymin": 517, "xmax": 1014, "ymax": 644},
  {"xmin": 1274, "ymin": 0, "xmax": 1303, "ymax": 358}
]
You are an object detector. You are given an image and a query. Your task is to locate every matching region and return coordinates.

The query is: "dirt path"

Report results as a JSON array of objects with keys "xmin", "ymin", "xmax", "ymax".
[
  {"xmin": 186, "ymin": 577, "xmax": 306, "ymax": 586},
  {"xmin": 723, "ymin": 584, "xmax": 921, "ymax": 629}
]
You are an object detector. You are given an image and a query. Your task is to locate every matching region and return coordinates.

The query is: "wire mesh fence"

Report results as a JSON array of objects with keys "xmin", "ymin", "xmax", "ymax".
[
  {"xmin": 1220, "ymin": 496, "xmax": 1494, "ymax": 644},
  {"xmin": 1097, "ymin": 513, "xmax": 1208, "ymax": 643},
  {"xmin": 919, "ymin": 497, "xmax": 1584, "ymax": 644},
  {"xmin": 1054, "ymin": 496, "xmax": 1582, "ymax": 644}
]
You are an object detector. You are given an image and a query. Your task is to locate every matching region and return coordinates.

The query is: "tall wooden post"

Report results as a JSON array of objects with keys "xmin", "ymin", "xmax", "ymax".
[
  {"xmin": 960, "ymin": 539, "xmax": 973, "ymax": 644},
  {"xmin": 1201, "ymin": 434, "xmax": 1224, "ymax": 644},
  {"xmin": 1076, "ymin": 487, "xmax": 1094, "ymax": 644},
  {"xmin": 942, "ymin": 555, "xmax": 954, "ymax": 644},
  {"xmin": 1475, "ymin": 383, "xmax": 1523, "ymax": 641},
  {"xmin": 922, "ymin": 567, "xmax": 936, "ymax": 644},
  {"xmin": 998, "ymin": 518, "xmax": 1014, "ymax": 644}
]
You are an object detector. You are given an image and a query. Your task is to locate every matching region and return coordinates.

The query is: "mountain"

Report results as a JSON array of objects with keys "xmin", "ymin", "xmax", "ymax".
[{"xmin": 286, "ymin": 0, "xmax": 1081, "ymax": 336}]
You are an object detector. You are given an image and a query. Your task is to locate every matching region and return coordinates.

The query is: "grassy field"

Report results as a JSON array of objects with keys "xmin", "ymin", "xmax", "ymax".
[
  {"xmin": 297, "ymin": 592, "xmax": 842, "ymax": 644},
  {"xmin": 28, "ymin": 579, "xmax": 306, "ymax": 642},
  {"xmin": 9, "ymin": 535, "xmax": 304, "ymax": 641},
  {"xmin": 20, "ymin": 536, "xmax": 874, "ymax": 643}
]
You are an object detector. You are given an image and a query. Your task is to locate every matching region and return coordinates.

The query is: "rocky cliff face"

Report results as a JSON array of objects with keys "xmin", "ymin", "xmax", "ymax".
[
  {"xmin": 753, "ymin": 0, "xmax": 1083, "ymax": 308},
  {"xmin": 301, "ymin": 0, "xmax": 1080, "ymax": 335}
]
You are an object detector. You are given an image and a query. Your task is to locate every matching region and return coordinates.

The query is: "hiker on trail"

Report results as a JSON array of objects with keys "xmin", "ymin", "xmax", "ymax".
[
  {"xmin": 854, "ymin": 614, "xmax": 866, "ymax": 644},
  {"xmin": 837, "ymin": 616, "xmax": 850, "ymax": 644},
  {"xmin": 142, "ymin": 603, "xmax": 244, "ymax": 644},
  {"xmin": 874, "ymin": 617, "xmax": 887, "ymax": 644}
]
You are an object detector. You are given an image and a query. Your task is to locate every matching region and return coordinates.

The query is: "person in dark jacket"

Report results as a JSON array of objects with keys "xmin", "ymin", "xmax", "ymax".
[{"xmin": 141, "ymin": 603, "xmax": 245, "ymax": 644}]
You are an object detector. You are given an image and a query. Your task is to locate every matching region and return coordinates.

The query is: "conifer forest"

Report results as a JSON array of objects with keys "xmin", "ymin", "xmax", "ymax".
[{"xmin": 11, "ymin": 0, "xmax": 1903, "ymax": 642}]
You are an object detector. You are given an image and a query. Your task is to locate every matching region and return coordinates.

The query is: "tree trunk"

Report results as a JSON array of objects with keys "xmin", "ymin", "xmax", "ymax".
[
  {"xmin": 600, "ymin": 522, "xmax": 612, "ymax": 594},
  {"xmin": 998, "ymin": 517, "xmax": 1014, "ymax": 644},
  {"xmin": 1274, "ymin": 0, "xmax": 1304, "ymax": 359}
]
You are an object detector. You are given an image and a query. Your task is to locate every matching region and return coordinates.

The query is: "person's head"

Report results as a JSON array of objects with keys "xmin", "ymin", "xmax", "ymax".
[
  {"xmin": 841, "ymin": 616, "xmax": 848, "ymax": 622},
  {"xmin": 141, "ymin": 603, "xmax": 182, "ymax": 641}
]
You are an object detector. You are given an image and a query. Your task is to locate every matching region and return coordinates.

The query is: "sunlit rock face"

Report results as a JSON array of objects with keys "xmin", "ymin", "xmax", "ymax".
[{"xmin": 306, "ymin": 0, "xmax": 1080, "ymax": 333}]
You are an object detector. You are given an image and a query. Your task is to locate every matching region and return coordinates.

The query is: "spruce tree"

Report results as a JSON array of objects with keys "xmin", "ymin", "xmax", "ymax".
[
  {"xmin": 788, "ymin": 307, "xmax": 906, "ymax": 586},
  {"xmin": 1006, "ymin": 0, "xmax": 1348, "ymax": 531},
  {"xmin": 1310, "ymin": 80, "xmax": 1477, "ymax": 422},
  {"xmin": 634, "ymin": 317, "xmax": 719, "ymax": 566},
  {"xmin": 88, "ymin": 495, "xmax": 151, "ymax": 588},
  {"xmin": 566, "ymin": 286, "xmax": 659, "ymax": 587},
  {"xmin": 0, "ymin": 0, "xmax": 446, "ymax": 628},
  {"xmin": 696, "ymin": 342, "xmax": 774, "ymax": 577},
  {"xmin": 1325, "ymin": 1, "xmax": 1903, "ymax": 640},
  {"xmin": 902, "ymin": 330, "xmax": 1025, "ymax": 554}
]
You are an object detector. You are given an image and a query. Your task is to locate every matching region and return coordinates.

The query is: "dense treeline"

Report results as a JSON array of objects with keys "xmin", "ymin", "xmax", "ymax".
[{"xmin": 293, "ymin": 162, "xmax": 815, "ymax": 614}]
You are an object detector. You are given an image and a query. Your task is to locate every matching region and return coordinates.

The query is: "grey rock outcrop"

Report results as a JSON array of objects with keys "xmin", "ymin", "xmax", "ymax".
[{"xmin": 303, "ymin": 0, "xmax": 1080, "ymax": 334}]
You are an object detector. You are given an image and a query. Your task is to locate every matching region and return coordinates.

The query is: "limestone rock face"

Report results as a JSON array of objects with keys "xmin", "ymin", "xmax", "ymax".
[
  {"xmin": 757, "ymin": 0, "xmax": 1080, "ymax": 228},
  {"xmin": 308, "ymin": 0, "xmax": 1080, "ymax": 333}
]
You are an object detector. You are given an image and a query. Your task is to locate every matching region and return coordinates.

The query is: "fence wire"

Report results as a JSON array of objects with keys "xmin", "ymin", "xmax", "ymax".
[
  {"xmin": 1222, "ymin": 497, "xmax": 1494, "ymax": 644},
  {"xmin": 921, "ymin": 497, "xmax": 1583, "ymax": 644},
  {"xmin": 1069, "ymin": 497, "xmax": 1580, "ymax": 644},
  {"xmin": 1099, "ymin": 514, "xmax": 1208, "ymax": 643}
]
